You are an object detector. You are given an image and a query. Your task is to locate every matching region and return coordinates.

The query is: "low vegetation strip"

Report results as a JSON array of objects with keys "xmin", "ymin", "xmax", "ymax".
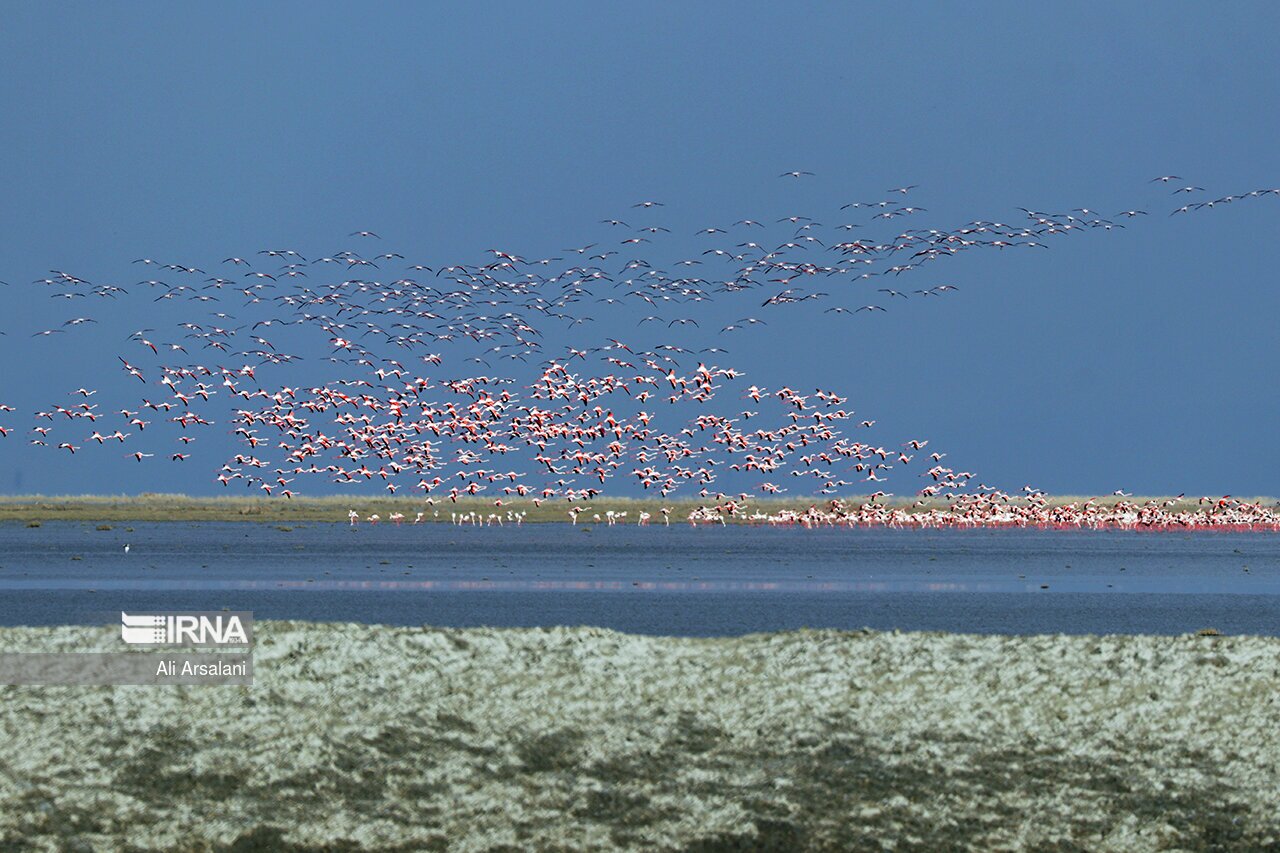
[{"xmin": 0, "ymin": 493, "xmax": 1274, "ymax": 524}]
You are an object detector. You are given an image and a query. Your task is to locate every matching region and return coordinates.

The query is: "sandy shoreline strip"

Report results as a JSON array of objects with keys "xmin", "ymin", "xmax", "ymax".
[{"xmin": 2, "ymin": 623, "xmax": 1278, "ymax": 850}]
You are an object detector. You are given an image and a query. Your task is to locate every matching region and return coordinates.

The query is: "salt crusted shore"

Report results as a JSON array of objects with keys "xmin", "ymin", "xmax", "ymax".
[{"xmin": 1, "ymin": 622, "xmax": 1278, "ymax": 851}]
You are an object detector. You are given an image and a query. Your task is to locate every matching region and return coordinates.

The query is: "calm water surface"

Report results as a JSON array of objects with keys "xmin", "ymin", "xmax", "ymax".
[{"xmin": 1, "ymin": 521, "xmax": 1277, "ymax": 635}]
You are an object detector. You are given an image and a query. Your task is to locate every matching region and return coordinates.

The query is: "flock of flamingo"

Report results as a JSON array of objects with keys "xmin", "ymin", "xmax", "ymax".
[{"xmin": 3, "ymin": 173, "xmax": 1278, "ymax": 531}]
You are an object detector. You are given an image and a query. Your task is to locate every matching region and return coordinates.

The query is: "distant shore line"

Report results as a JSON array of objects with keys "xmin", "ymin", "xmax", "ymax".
[{"xmin": 0, "ymin": 492, "xmax": 1276, "ymax": 525}]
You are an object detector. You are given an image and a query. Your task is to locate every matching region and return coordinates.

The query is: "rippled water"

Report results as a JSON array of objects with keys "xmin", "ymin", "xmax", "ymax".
[{"xmin": 1, "ymin": 521, "xmax": 1278, "ymax": 635}]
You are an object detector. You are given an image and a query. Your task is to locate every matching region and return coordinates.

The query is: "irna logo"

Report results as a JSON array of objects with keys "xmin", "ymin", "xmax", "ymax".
[{"xmin": 121, "ymin": 612, "xmax": 253, "ymax": 646}]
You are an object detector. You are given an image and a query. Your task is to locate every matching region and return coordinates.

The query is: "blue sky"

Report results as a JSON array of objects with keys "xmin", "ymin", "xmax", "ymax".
[{"xmin": 1, "ymin": 2, "xmax": 1278, "ymax": 496}]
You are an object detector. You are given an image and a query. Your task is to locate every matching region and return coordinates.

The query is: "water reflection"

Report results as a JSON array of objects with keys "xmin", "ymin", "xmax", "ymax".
[{"xmin": 2, "ymin": 522, "xmax": 1278, "ymax": 633}]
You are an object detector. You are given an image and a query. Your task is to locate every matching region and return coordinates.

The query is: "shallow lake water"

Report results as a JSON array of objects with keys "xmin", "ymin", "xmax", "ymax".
[{"xmin": 1, "ymin": 521, "xmax": 1278, "ymax": 635}]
